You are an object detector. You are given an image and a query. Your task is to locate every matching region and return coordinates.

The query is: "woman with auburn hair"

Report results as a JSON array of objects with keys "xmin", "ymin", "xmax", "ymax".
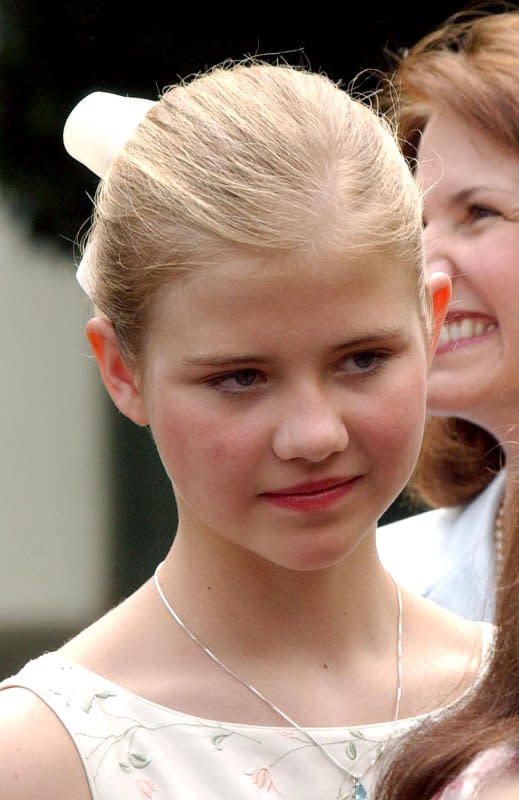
[
  {"xmin": 377, "ymin": 7, "xmax": 519, "ymax": 623},
  {"xmin": 375, "ymin": 9, "xmax": 519, "ymax": 797},
  {"xmin": 378, "ymin": 482, "xmax": 519, "ymax": 797}
]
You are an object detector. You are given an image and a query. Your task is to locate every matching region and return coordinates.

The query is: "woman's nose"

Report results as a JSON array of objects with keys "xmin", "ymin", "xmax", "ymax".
[
  {"xmin": 423, "ymin": 225, "xmax": 458, "ymax": 279},
  {"xmin": 272, "ymin": 391, "xmax": 349, "ymax": 463},
  {"xmin": 426, "ymin": 254, "xmax": 453, "ymax": 277}
]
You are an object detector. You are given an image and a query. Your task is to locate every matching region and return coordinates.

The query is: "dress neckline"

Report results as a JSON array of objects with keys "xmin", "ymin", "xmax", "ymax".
[{"xmin": 26, "ymin": 621, "xmax": 494, "ymax": 734}]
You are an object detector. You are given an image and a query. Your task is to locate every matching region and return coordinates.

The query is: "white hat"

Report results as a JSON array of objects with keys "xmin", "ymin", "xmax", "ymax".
[
  {"xmin": 63, "ymin": 91, "xmax": 157, "ymax": 295},
  {"xmin": 63, "ymin": 91, "xmax": 157, "ymax": 178}
]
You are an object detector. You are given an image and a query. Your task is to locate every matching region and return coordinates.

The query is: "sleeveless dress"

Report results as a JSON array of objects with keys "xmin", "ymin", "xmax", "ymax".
[{"xmin": 1, "ymin": 623, "xmax": 494, "ymax": 800}]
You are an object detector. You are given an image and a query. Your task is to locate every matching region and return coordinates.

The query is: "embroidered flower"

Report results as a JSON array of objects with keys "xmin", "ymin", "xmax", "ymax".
[
  {"xmin": 135, "ymin": 777, "xmax": 158, "ymax": 798},
  {"xmin": 244, "ymin": 766, "xmax": 280, "ymax": 794}
]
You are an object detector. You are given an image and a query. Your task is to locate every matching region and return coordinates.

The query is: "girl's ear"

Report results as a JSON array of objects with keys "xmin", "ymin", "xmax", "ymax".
[
  {"xmin": 426, "ymin": 271, "xmax": 451, "ymax": 361},
  {"xmin": 86, "ymin": 317, "xmax": 149, "ymax": 426}
]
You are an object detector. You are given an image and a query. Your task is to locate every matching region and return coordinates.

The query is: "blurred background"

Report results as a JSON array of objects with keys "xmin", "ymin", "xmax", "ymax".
[{"xmin": 0, "ymin": 1, "xmax": 487, "ymax": 677}]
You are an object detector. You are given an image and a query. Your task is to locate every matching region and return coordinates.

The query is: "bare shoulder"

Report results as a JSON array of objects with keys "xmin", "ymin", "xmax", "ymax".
[
  {"xmin": 401, "ymin": 589, "xmax": 491, "ymax": 716},
  {"xmin": 405, "ymin": 586, "xmax": 489, "ymax": 656},
  {"xmin": 0, "ymin": 687, "xmax": 91, "ymax": 800}
]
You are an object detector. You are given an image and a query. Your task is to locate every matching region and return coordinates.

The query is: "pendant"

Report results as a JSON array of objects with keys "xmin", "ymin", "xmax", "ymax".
[{"xmin": 352, "ymin": 777, "xmax": 367, "ymax": 800}]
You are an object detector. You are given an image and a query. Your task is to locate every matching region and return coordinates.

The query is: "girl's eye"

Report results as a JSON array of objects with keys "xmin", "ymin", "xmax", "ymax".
[
  {"xmin": 208, "ymin": 369, "xmax": 265, "ymax": 394},
  {"xmin": 338, "ymin": 351, "xmax": 383, "ymax": 374}
]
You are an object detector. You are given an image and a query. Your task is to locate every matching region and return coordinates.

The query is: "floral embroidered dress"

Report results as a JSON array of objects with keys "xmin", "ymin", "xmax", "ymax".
[{"xmin": 1, "ymin": 625, "xmax": 494, "ymax": 800}]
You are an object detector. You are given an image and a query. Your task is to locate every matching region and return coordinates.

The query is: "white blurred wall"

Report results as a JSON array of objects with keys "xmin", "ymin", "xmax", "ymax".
[{"xmin": 0, "ymin": 201, "xmax": 110, "ymax": 627}]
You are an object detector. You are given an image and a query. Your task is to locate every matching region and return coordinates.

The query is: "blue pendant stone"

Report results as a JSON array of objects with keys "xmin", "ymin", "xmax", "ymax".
[{"xmin": 353, "ymin": 781, "xmax": 367, "ymax": 800}]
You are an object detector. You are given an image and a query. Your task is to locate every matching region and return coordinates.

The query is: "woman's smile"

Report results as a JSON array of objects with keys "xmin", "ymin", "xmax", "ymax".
[
  {"xmin": 436, "ymin": 312, "xmax": 498, "ymax": 355},
  {"xmin": 417, "ymin": 109, "xmax": 519, "ymax": 429}
]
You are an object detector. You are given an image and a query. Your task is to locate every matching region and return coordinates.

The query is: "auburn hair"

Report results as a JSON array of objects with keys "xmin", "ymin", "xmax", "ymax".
[
  {"xmin": 385, "ymin": 6, "xmax": 517, "ymax": 507},
  {"xmin": 377, "ymin": 8, "xmax": 519, "ymax": 797}
]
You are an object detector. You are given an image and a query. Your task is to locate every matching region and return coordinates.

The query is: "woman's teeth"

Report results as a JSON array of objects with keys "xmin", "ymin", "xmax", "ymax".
[{"xmin": 439, "ymin": 318, "xmax": 497, "ymax": 346}]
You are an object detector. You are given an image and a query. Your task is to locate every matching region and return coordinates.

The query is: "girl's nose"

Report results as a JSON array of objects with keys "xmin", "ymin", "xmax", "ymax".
[{"xmin": 272, "ymin": 392, "xmax": 349, "ymax": 463}]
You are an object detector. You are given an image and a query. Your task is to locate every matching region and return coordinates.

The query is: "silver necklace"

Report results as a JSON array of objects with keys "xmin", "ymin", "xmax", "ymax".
[{"xmin": 153, "ymin": 562, "xmax": 403, "ymax": 800}]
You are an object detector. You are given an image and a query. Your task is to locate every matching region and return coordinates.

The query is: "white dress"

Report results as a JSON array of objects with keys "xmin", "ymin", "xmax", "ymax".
[
  {"xmin": 1, "ymin": 628, "xmax": 494, "ymax": 800},
  {"xmin": 377, "ymin": 471, "xmax": 505, "ymax": 621}
]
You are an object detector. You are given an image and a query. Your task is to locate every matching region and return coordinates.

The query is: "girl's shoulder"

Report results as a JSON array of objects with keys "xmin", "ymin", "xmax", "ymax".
[
  {"xmin": 0, "ymin": 682, "xmax": 91, "ymax": 800},
  {"xmin": 397, "ymin": 591, "xmax": 495, "ymax": 721},
  {"xmin": 0, "ymin": 652, "xmax": 441, "ymax": 800}
]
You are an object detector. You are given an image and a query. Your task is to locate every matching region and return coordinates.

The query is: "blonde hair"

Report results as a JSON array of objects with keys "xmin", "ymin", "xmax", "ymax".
[{"xmin": 85, "ymin": 61, "xmax": 426, "ymax": 366}]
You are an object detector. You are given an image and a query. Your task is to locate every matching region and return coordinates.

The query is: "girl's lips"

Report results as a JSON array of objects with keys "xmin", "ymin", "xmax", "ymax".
[{"xmin": 261, "ymin": 477, "xmax": 359, "ymax": 512}]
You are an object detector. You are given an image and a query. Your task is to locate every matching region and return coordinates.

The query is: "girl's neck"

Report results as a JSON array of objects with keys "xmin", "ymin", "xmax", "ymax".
[{"xmin": 158, "ymin": 524, "xmax": 397, "ymax": 661}]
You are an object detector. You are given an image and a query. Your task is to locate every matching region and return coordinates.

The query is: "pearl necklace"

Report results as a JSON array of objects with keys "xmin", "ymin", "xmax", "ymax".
[
  {"xmin": 494, "ymin": 496, "xmax": 506, "ymax": 577},
  {"xmin": 153, "ymin": 562, "xmax": 403, "ymax": 800}
]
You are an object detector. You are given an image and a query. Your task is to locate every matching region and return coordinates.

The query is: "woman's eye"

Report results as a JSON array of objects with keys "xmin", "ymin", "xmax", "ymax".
[
  {"xmin": 209, "ymin": 369, "xmax": 264, "ymax": 394},
  {"xmin": 338, "ymin": 352, "xmax": 383, "ymax": 374},
  {"xmin": 467, "ymin": 204, "xmax": 498, "ymax": 221}
]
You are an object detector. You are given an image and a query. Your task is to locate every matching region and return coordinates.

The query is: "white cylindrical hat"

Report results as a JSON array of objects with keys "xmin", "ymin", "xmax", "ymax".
[{"xmin": 63, "ymin": 91, "xmax": 157, "ymax": 178}]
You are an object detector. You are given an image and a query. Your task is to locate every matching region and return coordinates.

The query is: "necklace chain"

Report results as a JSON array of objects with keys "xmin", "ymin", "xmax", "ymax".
[{"xmin": 153, "ymin": 562, "xmax": 403, "ymax": 797}]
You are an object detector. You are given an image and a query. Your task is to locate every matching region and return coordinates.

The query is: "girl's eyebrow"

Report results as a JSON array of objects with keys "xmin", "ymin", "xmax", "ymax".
[
  {"xmin": 183, "ymin": 354, "xmax": 270, "ymax": 367},
  {"xmin": 330, "ymin": 328, "xmax": 408, "ymax": 352},
  {"xmin": 183, "ymin": 328, "xmax": 408, "ymax": 367}
]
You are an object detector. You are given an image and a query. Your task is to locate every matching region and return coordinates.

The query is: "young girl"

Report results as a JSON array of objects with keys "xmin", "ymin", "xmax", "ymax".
[{"xmin": 0, "ymin": 61, "xmax": 487, "ymax": 800}]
